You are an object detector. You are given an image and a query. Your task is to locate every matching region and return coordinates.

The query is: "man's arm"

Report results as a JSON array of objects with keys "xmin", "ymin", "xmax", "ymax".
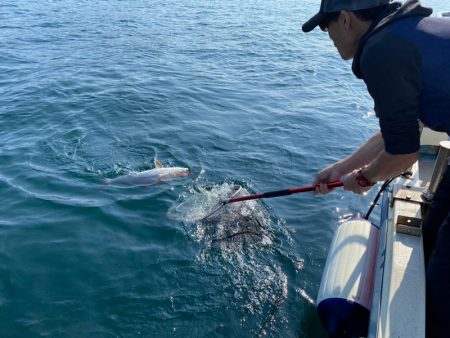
[
  {"xmin": 313, "ymin": 131, "xmax": 385, "ymax": 194},
  {"xmin": 340, "ymin": 30, "xmax": 422, "ymax": 194},
  {"xmin": 362, "ymin": 150, "xmax": 419, "ymax": 182},
  {"xmin": 343, "ymin": 149, "xmax": 419, "ymax": 194},
  {"xmin": 336, "ymin": 131, "xmax": 385, "ymax": 173}
]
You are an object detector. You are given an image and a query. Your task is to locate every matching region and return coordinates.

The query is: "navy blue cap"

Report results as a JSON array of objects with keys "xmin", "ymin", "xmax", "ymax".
[{"xmin": 302, "ymin": 0, "xmax": 392, "ymax": 32}]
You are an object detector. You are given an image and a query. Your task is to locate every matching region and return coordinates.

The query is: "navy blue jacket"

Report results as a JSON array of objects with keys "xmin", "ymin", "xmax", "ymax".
[{"xmin": 352, "ymin": 0, "xmax": 450, "ymax": 154}]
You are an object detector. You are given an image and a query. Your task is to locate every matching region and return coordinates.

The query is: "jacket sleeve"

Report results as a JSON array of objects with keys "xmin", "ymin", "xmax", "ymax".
[{"xmin": 360, "ymin": 31, "xmax": 422, "ymax": 155}]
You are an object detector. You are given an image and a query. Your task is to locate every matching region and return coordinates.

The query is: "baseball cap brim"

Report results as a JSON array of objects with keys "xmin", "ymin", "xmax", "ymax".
[
  {"xmin": 302, "ymin": 12, "xmax": 326, "ymax": 32},
  {"xmin": 302, "ymin": 0, "xmax": 392, "ymax": 32}
]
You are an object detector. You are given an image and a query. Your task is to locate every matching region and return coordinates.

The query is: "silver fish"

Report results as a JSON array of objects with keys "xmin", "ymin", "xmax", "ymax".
[{"xmin": 104, "ymin": 160, "xmax": 190, "ymax": 186}]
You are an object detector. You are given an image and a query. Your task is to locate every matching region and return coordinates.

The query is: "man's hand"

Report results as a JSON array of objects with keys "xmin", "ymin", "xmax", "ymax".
[
  {"xmin": 313, "ymin": 162, "xmax": 344, "ymax": 195},
  {"xmin": 343, "ymin": 169, "xmax": 372, "ymax": 195}
]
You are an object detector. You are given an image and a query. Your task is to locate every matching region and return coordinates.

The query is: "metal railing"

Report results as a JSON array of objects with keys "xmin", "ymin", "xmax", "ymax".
[{"xmin": 423, "ymin": 140, "xmax": 450, "ymax": 201}]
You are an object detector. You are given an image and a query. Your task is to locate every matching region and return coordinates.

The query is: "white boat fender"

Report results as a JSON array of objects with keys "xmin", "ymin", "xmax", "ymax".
[{"xmin": 316, "ymin": 216, "xmax": 380, "ymax": 337}]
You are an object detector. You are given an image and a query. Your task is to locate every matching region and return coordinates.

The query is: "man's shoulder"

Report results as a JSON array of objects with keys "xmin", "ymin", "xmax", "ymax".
[{"xmin": 360, "ymin": 26, "xmax": 420, "ymax": 80}]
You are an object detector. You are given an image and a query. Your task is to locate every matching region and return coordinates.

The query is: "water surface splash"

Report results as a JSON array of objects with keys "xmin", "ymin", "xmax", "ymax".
[{"xmin": 168, "ymin": 182, "xmax": 273, "ymax": 246}]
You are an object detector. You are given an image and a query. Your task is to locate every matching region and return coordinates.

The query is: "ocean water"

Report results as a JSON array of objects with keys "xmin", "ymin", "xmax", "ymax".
[{"xmin": 0, "ymin": 0, "xmax": 445, "ymax": 337}]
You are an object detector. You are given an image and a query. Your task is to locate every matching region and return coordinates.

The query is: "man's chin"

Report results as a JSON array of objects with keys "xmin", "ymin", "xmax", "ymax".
[{"xmin": 338, "ymin": 50, "xmax": 354, "ymax": 61}]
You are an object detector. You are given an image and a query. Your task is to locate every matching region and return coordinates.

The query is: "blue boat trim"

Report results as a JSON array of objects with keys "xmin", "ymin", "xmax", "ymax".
[{"xmin": 317, "ymin": 297, "xmax": 370, "ymax": 338}]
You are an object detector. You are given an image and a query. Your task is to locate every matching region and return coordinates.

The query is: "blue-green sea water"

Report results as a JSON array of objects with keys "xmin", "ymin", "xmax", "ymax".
[{"xmin": 0, "ymin": 0, "xmax": 445, "ymax": 337}]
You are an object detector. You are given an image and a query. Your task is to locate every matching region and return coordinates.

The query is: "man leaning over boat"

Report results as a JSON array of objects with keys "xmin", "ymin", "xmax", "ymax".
[{"xmin": 301, "ymin": 0, "xmax": 450, "ymax": 336}]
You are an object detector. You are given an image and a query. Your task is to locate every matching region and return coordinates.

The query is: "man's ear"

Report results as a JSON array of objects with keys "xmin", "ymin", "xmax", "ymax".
[{"xmin": 340, "ymin": 10, "xmax": 352, "ymax": 30}]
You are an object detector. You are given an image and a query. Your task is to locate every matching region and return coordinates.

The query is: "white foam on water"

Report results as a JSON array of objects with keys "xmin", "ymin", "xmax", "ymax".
[
  {"xmin": 168, "ymin": 182, "xmax": 274, "ymax": 246},
  {"xmin": 297, "ymin": 288, "xmax": 315, "ymax": 305},
  {"xmin": 167, "ymin": 183, "xmax": 239, "ymax": 223}
]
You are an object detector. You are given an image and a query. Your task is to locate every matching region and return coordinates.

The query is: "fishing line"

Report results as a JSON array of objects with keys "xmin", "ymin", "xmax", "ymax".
[{"xmin": 364, "ymin": 171, "xmax": 411, "ymax": 220}]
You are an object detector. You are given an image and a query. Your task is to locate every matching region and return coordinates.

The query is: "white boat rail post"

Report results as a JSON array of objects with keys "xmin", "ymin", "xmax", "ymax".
[
  {"xmin": 422, "ymin": 141, "xmax": 450, "ymax": 201},
  {"xmin": 367, "ymin": 189, "xmax": 390, "ymax": 338}
]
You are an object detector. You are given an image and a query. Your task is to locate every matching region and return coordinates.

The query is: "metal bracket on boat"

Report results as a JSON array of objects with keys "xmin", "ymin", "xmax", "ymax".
[
  {"xmin": 396, "ymin": 215, "xmax": 422, "ymax": 236},
  {"xmin": 391, "ymin": 186, "xmax": 425, "ymax": 236},
  {"xmin": 391, "ymin": 186, "xmax": 426, "ymax": 206}
]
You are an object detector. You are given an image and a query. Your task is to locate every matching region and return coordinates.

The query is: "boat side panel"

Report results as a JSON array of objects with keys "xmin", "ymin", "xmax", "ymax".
[{"xmin": 376, "ymin": 164, "xmax": 426, "ymax": 338}]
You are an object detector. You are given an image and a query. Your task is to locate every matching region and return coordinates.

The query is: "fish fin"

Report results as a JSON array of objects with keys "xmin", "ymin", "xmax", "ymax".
[
  {"xmin": 154, "ymin": 160, "xmax": 164, "ymax": 169},
  {"xmin": 159, "ymin": 173, "xmax": 169, "ymax": 178}
]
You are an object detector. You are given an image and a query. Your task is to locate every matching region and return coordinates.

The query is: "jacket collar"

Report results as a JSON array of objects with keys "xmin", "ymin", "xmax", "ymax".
[{"xmin": 352, "ymin": 0, "xmax": 433, "ymax": 79}]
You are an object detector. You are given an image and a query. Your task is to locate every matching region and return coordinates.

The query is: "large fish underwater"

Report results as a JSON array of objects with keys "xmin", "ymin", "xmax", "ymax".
[{"xmin": 103, "ymin": 160, "xmax": 190, "ymax": 186}]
